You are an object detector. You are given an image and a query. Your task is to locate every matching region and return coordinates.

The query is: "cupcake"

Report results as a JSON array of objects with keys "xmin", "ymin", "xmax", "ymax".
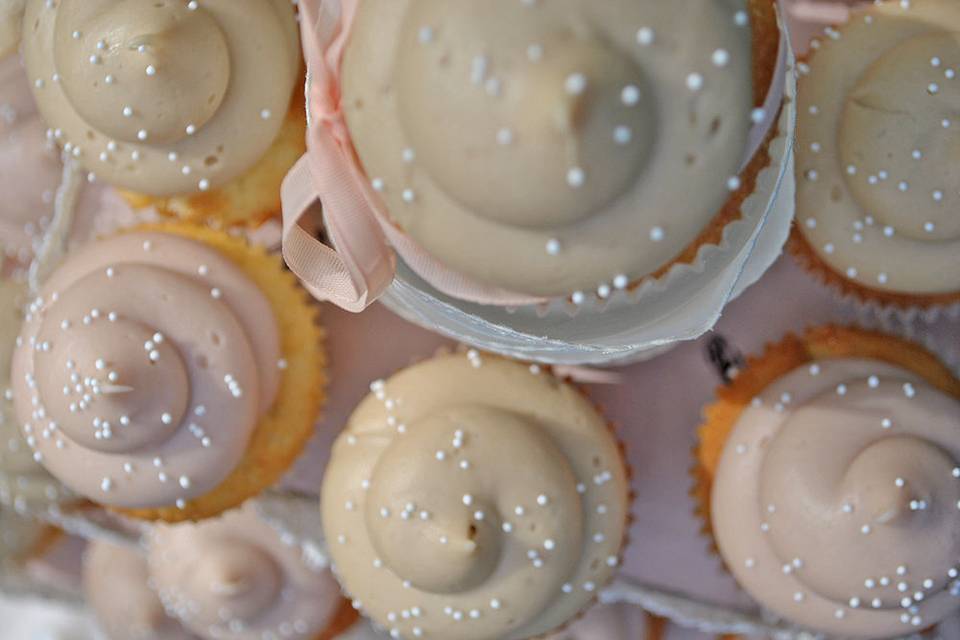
[
  {"xmin": 21, "ymin": 0, "xmax": 305, "ymax": 228},
  {"xmin": 292, "ymin": 0, "xmax": 782, "ymax": 307},
  {"xmin": 694, "ymin": 326, "xmax": 960, "ymax": 638},
  {"xmin": 321, "ymin": 351, "xmax": 631, "ymax": 640},
  {"xmin": 793, "ymin": 0, "xmax": 960, "ymax": 311},
  {"xmin": 84, "ymin": 540, "xmax": 198, "ymax": 640},
  {"xmin": 147, "ymin": 503, "xmax": 358, "ymax": 640},
  {"xmin": 0, "ymin": 278, "xmax": 69, "ymax": 509},
  {"xmin": 10, "ymin": 224, "xmax": 326, "ymax": 521}
]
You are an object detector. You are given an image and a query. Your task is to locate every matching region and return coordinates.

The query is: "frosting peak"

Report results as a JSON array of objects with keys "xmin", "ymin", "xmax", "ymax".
[
  {"xmin": 362, "ymin": 405, "xmax": 584, "ymax": 596},
  {"xmin": 186, "ymin": 538, "xmax": 282, "ymax": 627},
  {"xmin": 713, "ymin": 358, "xmax": 960, "ymax": 638},
  {"xmin": 23, "ymin": 0, "xmax": 299, "ymax": 196}
]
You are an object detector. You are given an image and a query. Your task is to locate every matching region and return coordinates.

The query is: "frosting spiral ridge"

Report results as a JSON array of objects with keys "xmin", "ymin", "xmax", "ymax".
[
  {"xmin": 10, "ymin": 232, "xmax": 281, "ymax": 509},
  {"xmin": 712, "ymin": 358, "xmax": 960, "ymax": 638},
  {"xmin": 797, "ymin": 0, "xmax": 960, "ymax": 295},
  {"xmin": 322, "ymin": 353, "xmax": 629, "ymax": 640},
  {"xmin": 149, "ymin": 504, "xmax": 344, "ymax": 640},
  {"xmin": 23, "ymin": 0, "xmax": 299, "ymax": 196},
  {"xmin": 342, "ymin": 0, "xmax": 760, "ymax": 296}
]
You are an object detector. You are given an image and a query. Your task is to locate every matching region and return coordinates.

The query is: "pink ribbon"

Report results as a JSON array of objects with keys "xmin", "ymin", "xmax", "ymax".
[{"xmin": 283, "ymin": 0, "xmax": 803, "ymax": 313}]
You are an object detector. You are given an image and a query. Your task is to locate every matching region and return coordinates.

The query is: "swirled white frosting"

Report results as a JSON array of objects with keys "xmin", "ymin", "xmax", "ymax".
[
  {"xmin": 322, "ymin": 352, "xmax": 630, "ymax": 640},
  {"xmin": 148, "ymin": 503, "xmax": 345, "ymax": 640},
  {"xmin": 22, "ymin": 0, "xmax": 299, "ymax": 196},
  {"xmin": 713, "ymin": 358, "xmax": 960, "ymax": 638},
  {"xmin": 796, "ymin": 0, "xmax": 960, "ymax": 295}
]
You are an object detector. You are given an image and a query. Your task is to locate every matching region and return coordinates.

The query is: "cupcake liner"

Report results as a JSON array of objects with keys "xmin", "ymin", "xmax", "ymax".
[
  {"xmin": 690, "ymin": 325, "xmax": 960, "ymax": 638},
  {"xmin": 789, "ymin": 225, "xmax": 960, "ymax": 327},
  {"xmin": 112, "ymin": 222, "xmax": 327, "ymax": 522}
]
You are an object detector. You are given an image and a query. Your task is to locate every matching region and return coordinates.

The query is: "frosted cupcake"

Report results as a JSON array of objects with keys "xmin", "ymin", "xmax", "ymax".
[
  {"xmin": 694, "ymin": 326, "xmax": 960, "ymax": 638},
  {"xmin": 286, "ymin": 0, "xmax": 785, "ymax": 313},
  {"xmin": 22, "ymin": 0, "xmax": 305, "ymax": 228},
  {"xmin": 793, "ymin": 0, "xmax": 960, "ymax": 311},
  {"xmin": 85, "ymin": 540, "xmax": 198, "ymax": 640},
  {"xmin": 148, "ymin": 504, "xmax": 358, "ymax": 640},
  {"xmin": 10, "ymin": 224, "xmax": 326, "ymax": 521},
  {"xmin": 322, "ymin": 352, "xmax": 631, "ymax": 640}
]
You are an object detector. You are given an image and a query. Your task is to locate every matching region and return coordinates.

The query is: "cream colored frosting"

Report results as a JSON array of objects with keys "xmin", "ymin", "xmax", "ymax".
[
  {"xmin": 10, "ymin": 231, "xmax": 281, "ymax": 509},
  {"xmin": 544, "ymin": 603, "xmax": 650, "ymax": 640},
  {"xmin": 796, "ymin": 0, "xmax": 960, "ymax": 295},
  {"xmin": 21, "ymin": 0, "xmax": 298, "ymax": 197},
  {"xmin": 322, "ymin": 352, "xmax": 630, "ymax": 640},
  {"xmin": 0, "ymin": 279, "xmax": 67, "ymax": 508},
  {"xmin": 342, "ymin": 0, "xmax": 757, "ymax": 297},
  {"xmin": 712, "ymin": 358, "xmax": 960, "ymax": 638},
  {"xmin": 149, "ymin": 503, "xmax": 344, "ymax": 640},
  {"xmin": 0, "ymin": 0, "xmax": 25, "ymax": 58},
  {"xmin": 84, "ymin": 540, "xmax": 197, "ymax": 640}
]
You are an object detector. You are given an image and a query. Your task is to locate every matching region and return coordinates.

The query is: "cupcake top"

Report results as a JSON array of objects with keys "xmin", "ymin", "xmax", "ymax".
[
  {"xmin": 84, "ymin": 540, "xmax": 197, "ymax": 640},
  {"xmin": 544, "ymin": 603, "xmax": 651, "ymax": 640},
  {"xmin": 22, "ymin": 0, "xmax": 299, "ymax": 197},
  {"xmin": 796, "ymin": 0, "xmax": 960, "ymax": 296},
  {"xmin": 10, "ymin": 231, "xmax": 282, "ymax": 509},
  {"xmin": 0, "ymin": 279, "xmax": 66, "ymax": 508},
  {"xmin": 712, "ymin": 357, "xmax": 960, "ymax": 638},
  {"xmin": 148, "ymin": 504, "xmax": 344, "ymax": 640},
  {"xmin": 0, "ymin": 506, "xmax": 49, "ymax": 564},
  {"xmin": 322, "ymin": 352, "xmax": 630, "ymax": 640},
  {"xmin": 342, "ymin": 0, "xmax": 761, "ymax": 297}
]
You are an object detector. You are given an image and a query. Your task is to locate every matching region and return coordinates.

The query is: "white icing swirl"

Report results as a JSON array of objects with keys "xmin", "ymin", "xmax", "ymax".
[
  {"xmin": 342, "ymin": 0, "xmax": 760, "ymax": 296},
  {"xmin": 22, "ymin": 0, "xmax": 299, "ymax": 196},
  {"xmin": 10, "ymin": 232, "xmax": 280, "ymax": 509},
  {"xmin": 713, "ymin": 358, "xmax": 960, "ymax": 638},
  {"xmin": 323, "ymin": 353, "xmax": 629, "ymax": 640}
]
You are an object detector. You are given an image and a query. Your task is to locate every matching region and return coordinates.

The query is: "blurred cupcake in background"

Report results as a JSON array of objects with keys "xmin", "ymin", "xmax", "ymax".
[
  {"xmin": 322, "ymin": 351, "xmax": 631, "ymax": 640},
  {"xmin": 147, "ymin": 503, "xmax": 358, "ymax": 640},
  {"xmin": 694, "ymin": 326, "xmax": 960, "ymax": 638},
  {"xmin": 22, "ymin": 0, "xmax": 305, "ymax": 229},
  {"xmin": 792, "ymin": 0, "xmax": 960, "ymax": 313},
  {"xmin": 10, "ymin": 224, "xmax": 326, "ymax": 522}
]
